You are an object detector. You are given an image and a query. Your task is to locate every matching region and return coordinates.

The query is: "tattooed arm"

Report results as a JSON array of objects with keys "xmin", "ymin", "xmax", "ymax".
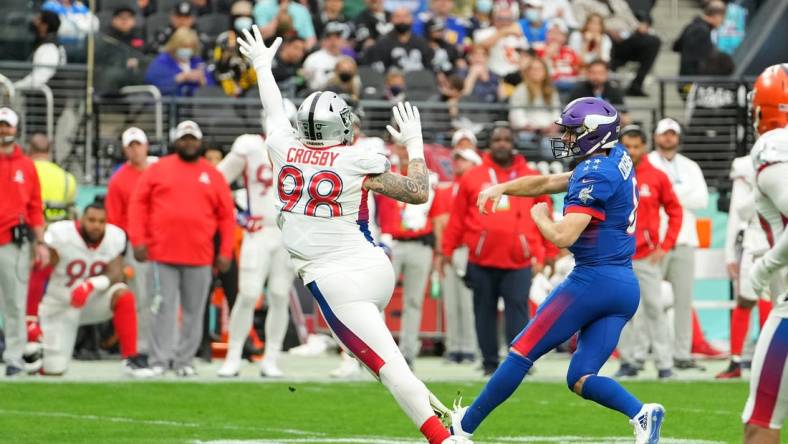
[{"xmin": 363, "ymin": 158, "xmax": 429, "ymax": 204}]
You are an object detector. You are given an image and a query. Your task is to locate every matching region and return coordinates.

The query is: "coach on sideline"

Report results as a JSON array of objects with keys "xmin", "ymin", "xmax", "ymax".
[
  {"xmin": 128, "ymin": 121, "xmax": 234, "ymax": 376},
  {"xmin": 0, "ymin": 107, "xmax": 48, "ymax": 377},
  {"xmin": 440, "ymin": 125, "xmax": 547, "ymax": 376}
]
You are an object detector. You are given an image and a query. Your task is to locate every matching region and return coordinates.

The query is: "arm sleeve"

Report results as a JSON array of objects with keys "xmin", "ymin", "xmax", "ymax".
[
  {"xmin": 127, "ymin": 169, "xmax": 153, "ymax": 247},
  {"xmin": 251, "ymin": 55, "xmax": 293, "ymax": 138},
  {"xmin": 672, "ymin": 160, "xmax": 709, "ymax": 210},
  {"xmin": 659, "ymin": 173, "xmax": 683, "ymax": 252},
  {"xmin": 441, "ymin": 175, "xmax": 471, "ymax": 257},
  {"xmin": 26, "ymin": 164, "xmax": 45, "ymax": 228},
  {"xmin": 217, "ymin": 149, "xmax": 246, "ymax": 184},
  {"xmin": 564, "ymin": 171, "xmax": 614, "ymax": 221},
  {"xmin": 14, "ymin": 45, "xmax": 60, "ymax": 89},
  {"xmin": 724, "ymin": 177, "xmax": 748, "ymax": 262},
  {"xmin": 215, "ymin": 174, "xmax": 236, "ymax": 260}
]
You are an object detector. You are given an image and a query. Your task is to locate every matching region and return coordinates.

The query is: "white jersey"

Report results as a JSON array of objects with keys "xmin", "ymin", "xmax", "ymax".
[
  {"xmin": 265, "ymin": 127, "xmax": 390, "ymax": 282},
  {"xmin": 750, "ymin": 125, "xmax": 788, "ymax": 316},
  {"xmin": 44, "ymin": 221, "xmax": 127, "ymax": 293},
  {"xmin": 218, "ymin": 134, "xmax": 279, "ymax": 225},
  {"xmin": 728, "ymin": 156, "xmax": 769, "ymax": 255}
]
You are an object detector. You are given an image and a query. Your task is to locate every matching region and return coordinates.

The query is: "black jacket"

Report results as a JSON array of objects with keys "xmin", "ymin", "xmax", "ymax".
[{"xmin": 673, "ymin": 16, "xmax": 715, "ymax": 76}]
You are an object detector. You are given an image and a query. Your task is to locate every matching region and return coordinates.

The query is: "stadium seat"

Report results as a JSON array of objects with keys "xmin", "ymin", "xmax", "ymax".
[
  {"xmin": 99, "ymin": 0, "xmax": 138, "ymax": 12},
  {"xmin": 97, "ymin": 10, "xmax": 115, "ymax": 33},
  {"xmin": 357, "ymin": 66, "xmax": 385, "ymax": 98},
  {"xmin": 404, "ymin": 70, "xmax": 437, "ymax": 97},
  {"xmin": 196, "ymin": 13, "xmax": 229, "ymax": 40}
]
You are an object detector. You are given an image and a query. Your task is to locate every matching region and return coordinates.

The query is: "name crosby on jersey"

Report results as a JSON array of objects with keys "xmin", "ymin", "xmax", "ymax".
[{"xmin": 286, "ymin": 147, "xmax": 341, "ymax": 167}]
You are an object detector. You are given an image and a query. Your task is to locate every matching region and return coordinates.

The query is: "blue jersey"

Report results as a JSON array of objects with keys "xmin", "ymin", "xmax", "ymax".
[{"xmin": 563, "ymin": 145, "xmax": 638, "ymax": 267}]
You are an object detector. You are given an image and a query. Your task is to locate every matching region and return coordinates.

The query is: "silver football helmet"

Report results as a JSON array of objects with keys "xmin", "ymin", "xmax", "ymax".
[{"xmin": 296, "ymin": 91, "xmax": 354, "ymax": 147}]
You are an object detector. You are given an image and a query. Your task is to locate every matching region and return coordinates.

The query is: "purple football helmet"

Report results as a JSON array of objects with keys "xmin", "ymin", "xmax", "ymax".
[{"xmin": 550, "ymin": 97, "xmax": 620, "ymax": 159}]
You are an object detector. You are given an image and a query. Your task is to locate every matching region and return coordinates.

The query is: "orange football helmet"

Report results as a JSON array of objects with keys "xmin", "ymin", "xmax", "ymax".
[{"xmin": 751, "ymin": 63, "xmax": 788, "ymax": 135}]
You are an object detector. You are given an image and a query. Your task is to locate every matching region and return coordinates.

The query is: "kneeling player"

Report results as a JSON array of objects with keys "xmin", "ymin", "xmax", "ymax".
[{"xmin": 38, "ymin": 200, "xmax": 153, "ymax": 377}]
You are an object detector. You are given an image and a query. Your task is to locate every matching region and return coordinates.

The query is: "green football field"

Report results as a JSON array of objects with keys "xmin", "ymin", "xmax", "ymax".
[{"xmin": 0, "ymin": 380, "xmax": 747, "ymax": 443}]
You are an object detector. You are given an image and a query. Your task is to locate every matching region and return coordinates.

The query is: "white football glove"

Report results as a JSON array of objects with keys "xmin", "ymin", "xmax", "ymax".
[
  {"xmin": 749, "ymin": 256, "xmax": 776, "ymax": 295},
  {"xmin": 237, "ymin": 26, "xmax": 281, "ymax": 70},
  {"xmin": 386, "ymin": 102, "xmax": 424, "ymax": 161}
]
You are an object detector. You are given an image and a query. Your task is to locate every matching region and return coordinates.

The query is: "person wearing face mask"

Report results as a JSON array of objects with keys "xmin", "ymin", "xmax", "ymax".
[
  {"xmin": 466, "ymin": 0, "xmax": 493, "ymax": 36},
  {"xmin": 518, "ymin": 0, "xmax": 548, "ymax": 51},
  {"xmin": 210, "ymin": 1, "xmax": 257, "ymax": 97},
  {"xmin": 426, "ymin": 19, "xmax": 461, "ymax": 76},
  {"xmin": 14, "ymin": 11, "xmax": 66, "ymax": 90},
  {"xmin": 359, "ymin": 7, "xmax": 433, "ymax": 73},
  {"xmin": 354, "ymin": 0, "xmax": 392, "ymax": 51},
  {"xmin": 128, "ymin": 120, "xmax": 235, "ymax": 377},
  {"xmin": 145, "ymin": 27, "xmax": 215, "ymax": 96},
  {"xmin": 302, "ymin": 22, "xmax": 353, "ymax": 91},
  {"xmin": 325, "ymin": 56, "xmax": 362, "ymax": 100}
]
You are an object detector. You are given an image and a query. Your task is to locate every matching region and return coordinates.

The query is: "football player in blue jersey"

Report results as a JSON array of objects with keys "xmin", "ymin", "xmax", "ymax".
[{"xmin": 448, "ymin": 97, "xmax": 665, "ymax": 444}]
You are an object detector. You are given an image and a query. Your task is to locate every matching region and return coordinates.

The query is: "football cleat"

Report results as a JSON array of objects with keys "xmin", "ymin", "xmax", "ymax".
[
  {"xmin": 715, "ymin": 361, "xmax": 742, "ymax": 379},
  {"xmin": 260, "ymin": 359, "xmax": 284, "ymax": 378},
  {"xmin": 217, "ymin": 359, "xmax": 241, "ymax": 378},
  {"xmin": 448, "ymin": 398, "xmax": 472, "ymax": 438},
  {"xmin": 123, "ymin": 355, "xmax": 155, "ymax": 378},
  {"xmin": 23, "ymin": 342, "xmax": 43, "ymax": 375},
  {"xmin": 630, "ymin": 403, "xmax": 665, "ymax": 444}
]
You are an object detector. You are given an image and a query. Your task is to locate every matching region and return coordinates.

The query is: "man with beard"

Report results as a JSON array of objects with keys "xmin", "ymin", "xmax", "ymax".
[
  {"xmin": 128, "ymin": 120, "xmax": 235, "ymax": 377},
  {"xmin": 360, "ymin": 7, "xmax": 433, "ymax": 73},
  {"xmin": 38, "ymin": 200, "xmax": 154, "ymax": 377}
]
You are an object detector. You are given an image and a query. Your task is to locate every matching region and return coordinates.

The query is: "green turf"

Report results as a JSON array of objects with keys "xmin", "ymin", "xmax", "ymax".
[{"xmin": 0, "ymin": 380, "xmax": 747, "ymax": 443}]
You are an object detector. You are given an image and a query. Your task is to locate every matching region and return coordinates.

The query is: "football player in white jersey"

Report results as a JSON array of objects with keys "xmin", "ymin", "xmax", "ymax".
[
  {"xmin": 38, "ymin": 200, "xmax": 153, "ymax": 377},
  {"xmin": 237, "ymin": 28, "xmax": 467, "ymax": 444},
  {"xmin": 215, "ymin": 102, "xmax": 298, "ymax": 378},
  {"xmin": 742, "ymin": 63, "xmax": 788, "ymax": 444}
]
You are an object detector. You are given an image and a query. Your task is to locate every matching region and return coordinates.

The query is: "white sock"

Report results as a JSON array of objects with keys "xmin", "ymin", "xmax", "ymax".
[
  {"xmin": 263, "ymin": 290, "xmax": 289, "ymax": 363},
  {"xmin": 378, "ymin": 356, "xmax": 435, "ymax": 428},
  {"xmin": 225, "ymin": 293, "xmax": 257, "ymax": 363}
]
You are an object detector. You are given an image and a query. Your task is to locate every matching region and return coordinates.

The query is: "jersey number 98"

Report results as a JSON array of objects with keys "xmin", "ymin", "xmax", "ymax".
[{"xmin": 278, "ymin": 166, "xmax": 343, "ymax": 217}]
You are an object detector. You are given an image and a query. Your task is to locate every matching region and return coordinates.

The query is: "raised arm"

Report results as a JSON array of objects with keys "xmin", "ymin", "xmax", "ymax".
[
  {"xmin": 237, "ymin": 28, "xmax": 291, "ymax": 132},
  {"xmin": 363, "ymin": 102, "xmax": 428, "ymax": 205},
  {"xmin": 477, "ymin": 172, "xmax": 571, "ymax": 214}
]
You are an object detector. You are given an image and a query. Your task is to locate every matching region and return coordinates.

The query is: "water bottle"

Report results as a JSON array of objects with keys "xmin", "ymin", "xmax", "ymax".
[{"xmin": 430, "ymin": 270, "xmax": 441, "ymax": 299}]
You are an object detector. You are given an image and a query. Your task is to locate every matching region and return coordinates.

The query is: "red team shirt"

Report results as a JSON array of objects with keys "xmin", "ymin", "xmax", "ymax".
[
  {"xmin": 0, "ymin": 144, "xmax": 44, "ymax": 245},
  {"xmin": 106, "ymin": 163, "xmax": 146, "ymax": 233},
  {"xmin": 632, "ymin": 156, "xmax": 683, "ymax": 259}
]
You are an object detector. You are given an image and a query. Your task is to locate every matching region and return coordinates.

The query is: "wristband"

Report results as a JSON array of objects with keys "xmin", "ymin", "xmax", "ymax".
[{"xmin": 88, "ymin": 275, "xmax": 111, "ymax": 292}]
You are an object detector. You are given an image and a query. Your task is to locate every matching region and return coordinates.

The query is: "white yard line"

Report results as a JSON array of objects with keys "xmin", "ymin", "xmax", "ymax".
[{"xmin": 194, "ymin": 437, "xmax": 727, "ymax": 444}]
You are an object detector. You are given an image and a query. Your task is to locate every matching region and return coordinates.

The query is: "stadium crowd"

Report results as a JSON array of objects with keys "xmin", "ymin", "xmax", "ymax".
[{"xmin": 0, "ymin": 0, "xmax": 774, "ymax": 381}]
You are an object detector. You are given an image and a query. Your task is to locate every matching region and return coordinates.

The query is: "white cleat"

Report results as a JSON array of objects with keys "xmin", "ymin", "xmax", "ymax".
[
  {"xmin": 329, "ymin": 354, "xmax": 361, "ymax": 378},
  {"xmin": 260, "ymin": 359, "xmax": 284, "ymax": 378},
  {"xmin": 441, "ymin": 437, "xmax": 473, "ymax": 443},
  {"xmin": 448, "ymin": 399, "xmax": 473, "ymax": 438},
  {"xmin": 630, "ymin": 403, "xmax": 665, "ymax": 444},
  {"xmin": 217, "ymin": 359, "xmax": 241, "ymax": 378}
]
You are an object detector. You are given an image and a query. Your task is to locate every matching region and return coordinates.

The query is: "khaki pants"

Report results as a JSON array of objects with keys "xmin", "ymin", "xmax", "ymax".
[
  {"xmin": 391, "ymin": 240, "xmax": 433, "ymax": 362},
  {"xmin": 0, "ymin": 242, "xmax": 30, "ymax": 369},
  {"xmin": 442, "ymin": 247, "xmax": 476, "ymax": 355},
  {"xmin": 662, "ymin": 245, "xmax": 695, "ymax": 361}
]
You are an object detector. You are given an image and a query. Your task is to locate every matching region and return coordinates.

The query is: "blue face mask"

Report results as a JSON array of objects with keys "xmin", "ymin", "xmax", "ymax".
[
  {"xmin": 234, "ymin": 16, "xmax": 253, "ymax": 32},
  {"xmin": 476, "ymin": 0, "xmax": 493, "ymax": 13},
  {"xmin": 175, "ymin": 47, "xmax": 193, "ymax": 61},
  {"xmin": 525, "ymin": 8, "xmax": 541, "ymax": 23}
]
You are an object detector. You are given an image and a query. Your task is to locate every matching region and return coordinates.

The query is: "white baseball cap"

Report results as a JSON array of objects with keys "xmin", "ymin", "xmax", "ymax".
[
  {"xmin": 451, "ymin": 128, "xmax": 478, "ymax": 147},
  {"xmin": 122, "ymin": 127, "xmax": 148, "ymax": 147},
  {"xmin": 655, "ymin": 118, "xmax": 681, "ymax": 135},
  {"xmin": 0, "ymin": 107, "xmax": 19, "ymax": 128},
  {"xmin": 174, "ymin": 120, "xmax": 203, "ymax": 140},
  {"xmin": 453, "ymin": 148, "xmax": 482, "ymax": 166}
]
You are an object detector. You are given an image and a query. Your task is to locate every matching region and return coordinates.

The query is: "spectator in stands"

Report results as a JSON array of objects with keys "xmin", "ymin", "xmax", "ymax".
[
  {"xmin": 541, "ymin": 0, "xmax": 578, "ymax": 29},
  {"xmin": 144, "ymin": 28, "xmax": 215, "ymax": 96},
  {"xmin": 567, "ymin": 59, "xmax": 628, "ymax": 123},
  {"xmin": 0, "ymin": 107, "xmax": 47, "ymax": 377},
  {"xmin": 383, "ymin": 69, "xmax": 407, "ymax": 102},
  {"xmin": 354, "ymin": 0, "xmax": 392, "ymax": 51},
  {"xmin": 519, "ymin": 0, "xmax": 548, "ymax": 51},
  {"xmin": 574, "ymin": 0, "xmax": 661, "ymax": 97},
  {"xmin": 203, "ymin": 145, "xmax": 224, "ymax": 166},
  {"xmin": 461, "ymin": 45, "xmax": 500, "ymax": 103},
  {"xmin": 312, "ymin": 0, "xmax": 350, "ymax": 41},
  {"xmin": 255, "ymin": 0, "xmax": 317, "ymax": 49},
  {"xmin": 360, "ymin": 8, "xmax": 433, "ymax": 73},
  {"xmin": 325, "ymin": 56, "xmax": 362, "ymax": 100},
  {"xmin": 616, "ymin": 125, "xmax": 682, "ymax": 380},
  {"xmin": 437, "ymin": 74, "xmax": 466, "ymax": 119},
  {"xmin": 569, "ymin": 13, "xmax": 612, "ymax": 68},
  {"xmin": 413, "ymin": 0, "xmax": 468, "ymax": 48},
  {"xmin": 106, "ymin": 127, "xmax": 155, "ymax": 355},
  {"xmin": 128, "ymin": 120, "xmax": 234, "ymax": 377},
  {"xmin": 270, "ymin": 36, "xmax": 307, "ymax": 93},
  {"xmin": 95, "ymin": 6, "xmax": 148, "ymax": 95},
  {"xmin": 137, "ymin": 0, "xmax": 156, "ymax": 16},
  {"xmin": 673, "ymin": 1, "xmax": 726, "ymax": 78},
  {"xmin": 508, "ymin": 58, "xmax": 560, "ymax": 157},
  {"xmin": 41, "ymin": 0, "xmax": 98, "ymax": 62},
  {"xmin": 432, "ymin": 144, "xmax": 482, "ymax": 364},
  {"xmin": 473, "ymin": 3, "xmax": 528, "ymax": 77},
  {"xmin": 440, "ymin": 125, "xmax": 546, "ymax": 375},
  {"xmin": 466, "ymin": 0, "xmax": 493, "ymax": 37},
  {"xmin": 14, "ymin": 11, "xmax": 65, "ymax": 90},
  {"xmin": 535, "ymin": 20, "xmax": 580, "ymax": 90},
  {"xmin": 211, "ymin": 1, "xmax": 256, "ymax": 97},
  {"xmin": 28, "ymin": 133, "xmax": 77, "ymax": 223},
  {"xmin": 427, "ymin": 18, "xmax": 462, "ymax": 77},
  {"xmin": 148, "ymin": 2, "xmax": 212, "ymax": 56},
  {"xmin": 648, "ymin": 117, "xmax": 709, "ymax": 371},
  {"xmin": 303, "ymin": 22, "xmax": 352, "ymax": 91}
]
